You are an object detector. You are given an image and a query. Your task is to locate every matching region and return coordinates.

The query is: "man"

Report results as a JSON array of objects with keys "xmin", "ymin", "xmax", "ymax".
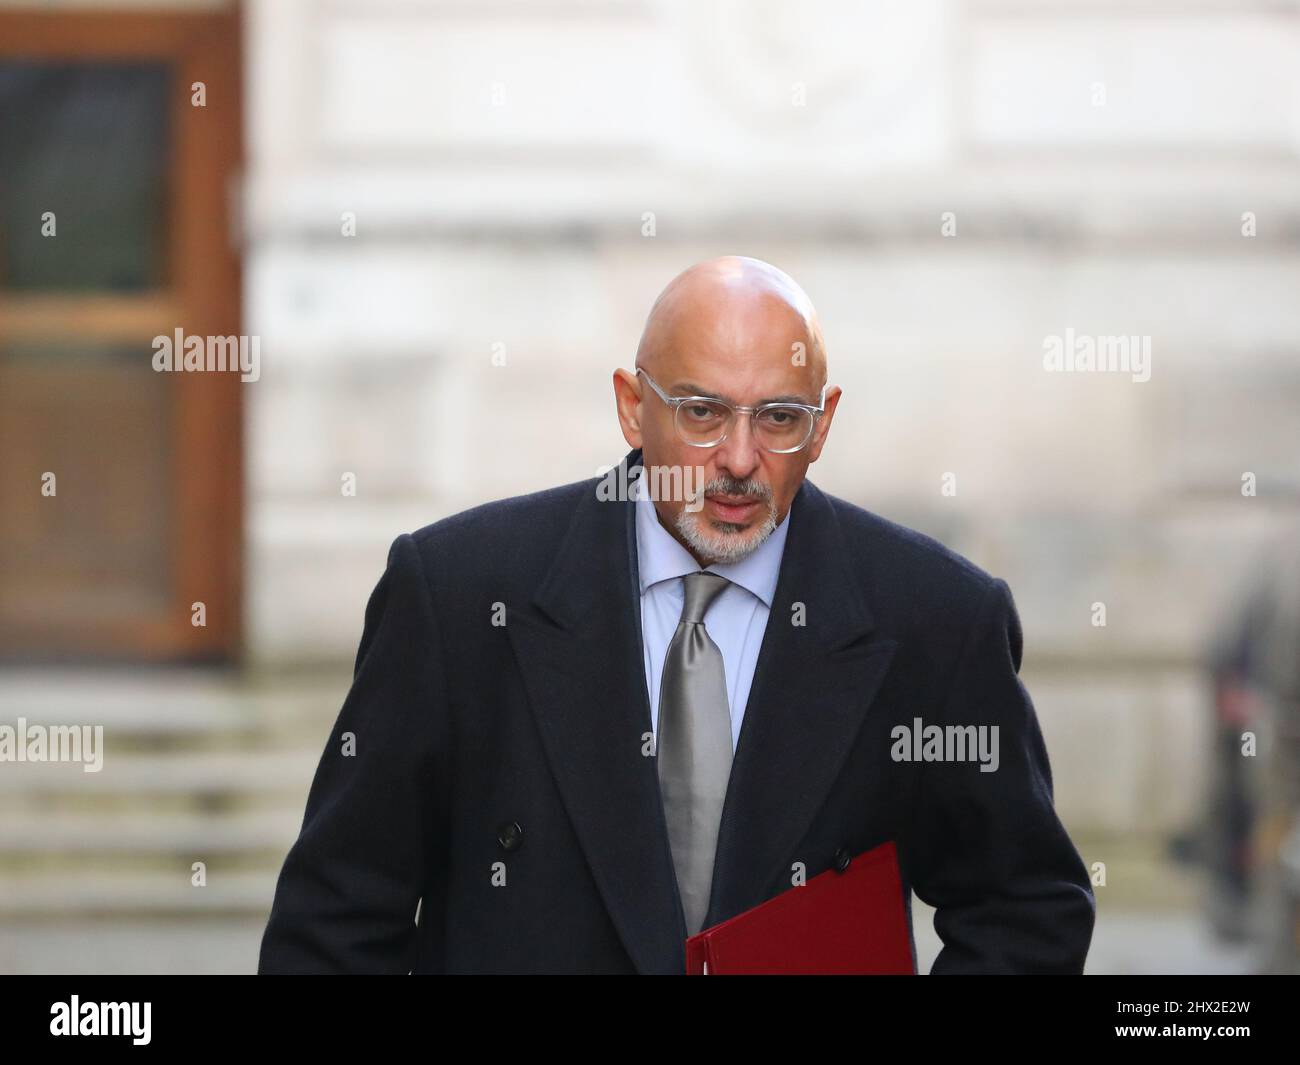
[{"xmin": 259, "ymin": 255, "xmax": 1095, "ymax": 974}]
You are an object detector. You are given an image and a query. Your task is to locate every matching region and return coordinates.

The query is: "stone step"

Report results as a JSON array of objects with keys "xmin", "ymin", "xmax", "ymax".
[
  {"xmin": 0, "ymin": 749, "xmax": 322, "ymax": 800},
  {"xmin": 0, "ymin": 870, "xmax": 280, "ymax": 918},
  {"xmin": 0, "ymin": 668, "xmax": 350, "ymax": 745},
  {"xmin": 0, "ymin": 809, "xmax": 303, "ymax": 856},
  {"xmin": 0, "ymin": 916, "xmax": 270, "ymax": 974},
  {"xmin": 1, "ymin": 669, "xmax": 259, "ymax": 734}
]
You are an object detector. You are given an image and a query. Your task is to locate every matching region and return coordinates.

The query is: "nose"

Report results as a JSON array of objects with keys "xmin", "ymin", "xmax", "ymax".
[{"xmin": 713, "ymin": 411, "xmax": 762, "ymax": 481}]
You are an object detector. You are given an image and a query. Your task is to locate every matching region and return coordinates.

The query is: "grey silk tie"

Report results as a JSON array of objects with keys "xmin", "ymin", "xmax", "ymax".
[{"xmin": 656, "ymin": 570, "xmax": 733, "ymax": 937}]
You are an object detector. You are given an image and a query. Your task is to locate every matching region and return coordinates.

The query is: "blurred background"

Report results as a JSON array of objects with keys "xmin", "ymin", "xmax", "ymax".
[{"xmin": 1, "ymin": 0, "xmax": 1298, "ymax": 974}]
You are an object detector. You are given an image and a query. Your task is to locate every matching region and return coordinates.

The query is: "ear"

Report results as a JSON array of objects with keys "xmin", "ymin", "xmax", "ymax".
[
  {"xmin": 804, "ymin": 385, "xmax": 841, "ymax": 464},
  {"xmin": 613, "ymin": 368, "xmax": 644, "ymax": 448}
]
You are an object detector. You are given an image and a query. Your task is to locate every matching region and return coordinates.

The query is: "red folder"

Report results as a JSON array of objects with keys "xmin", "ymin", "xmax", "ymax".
[{"xmin": 685, "ymin": 840, "xmax": 915, "ymax": 974}]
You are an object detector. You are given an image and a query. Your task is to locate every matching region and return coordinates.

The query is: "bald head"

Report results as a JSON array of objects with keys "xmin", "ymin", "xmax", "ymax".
[
  {"xmin": 613, "ymin": 254, "xmax": 841, "ymax": 566},
  {"xmin": 635, "ymin": 255, "xmax": 827, "ymax": 391}
]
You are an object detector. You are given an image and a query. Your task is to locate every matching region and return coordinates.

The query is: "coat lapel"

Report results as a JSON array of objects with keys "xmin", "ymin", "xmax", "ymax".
[
  {"xmin": 701, "ymin": 472, "xmax": 899, "ymax": 929},
  {"xmin": 505, "ymin": 448, "xmax": 686, "ymax": 973},
  {"xmin": 506, "ymin": 447, "xmax": 898, "ymax": 971}
]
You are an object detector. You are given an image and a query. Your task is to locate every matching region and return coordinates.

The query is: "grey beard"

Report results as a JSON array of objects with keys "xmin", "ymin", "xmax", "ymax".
[{"xmin": 675, "ymin": 497, "xmax": 777, "ymax": 565}]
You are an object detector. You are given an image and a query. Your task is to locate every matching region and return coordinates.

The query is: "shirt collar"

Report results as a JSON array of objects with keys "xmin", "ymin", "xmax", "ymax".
[{"xmin": 633, "ymin": 469, "xmax": 791, "ymax": 607}]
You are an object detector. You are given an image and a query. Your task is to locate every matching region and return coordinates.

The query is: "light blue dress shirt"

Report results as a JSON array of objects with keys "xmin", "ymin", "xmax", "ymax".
[{"xmin": 633, "ymin": 471, "xmax": 792, "ymax": 753}]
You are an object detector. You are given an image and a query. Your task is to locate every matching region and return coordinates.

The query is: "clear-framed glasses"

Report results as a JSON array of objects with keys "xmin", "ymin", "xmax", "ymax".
[{"xmin": 636, "ymin": 368, "xmax": 827, "ymax": 454}]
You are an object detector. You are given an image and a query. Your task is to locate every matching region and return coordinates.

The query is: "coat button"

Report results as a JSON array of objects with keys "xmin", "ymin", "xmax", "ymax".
[
  {"xmin": 833, "ymin": 846, "xmax": 851, "ymax": 872},
  {"xmin": 497, "ymin": 821, "xmax": 524, "ymax": 852}
]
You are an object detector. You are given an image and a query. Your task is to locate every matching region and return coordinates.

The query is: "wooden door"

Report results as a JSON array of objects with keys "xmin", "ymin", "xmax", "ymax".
[{"xmin": 0, "ymin": 10, "xmax": 243, "ymax": 661}]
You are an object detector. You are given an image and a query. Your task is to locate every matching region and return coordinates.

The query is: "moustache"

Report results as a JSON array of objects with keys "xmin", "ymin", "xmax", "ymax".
[{"xmin": 701, "ymin": 476, "xmax": 772, "ymax": 501}]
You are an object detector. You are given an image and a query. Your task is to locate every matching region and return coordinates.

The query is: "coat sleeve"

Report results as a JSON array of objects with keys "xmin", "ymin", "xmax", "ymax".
[
  {"xmin": 258, "ymin": 532, "xmax": 449, "ymax": 973},
  {"xmin": 905, "ymin": 577, "xmax": 1096, "ymax": 973}
]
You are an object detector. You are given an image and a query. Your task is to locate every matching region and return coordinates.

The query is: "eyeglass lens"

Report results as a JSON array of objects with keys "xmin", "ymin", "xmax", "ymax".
[{"xmin": 675, "ymin": 400, "xmax": 813, "ymax": 451}]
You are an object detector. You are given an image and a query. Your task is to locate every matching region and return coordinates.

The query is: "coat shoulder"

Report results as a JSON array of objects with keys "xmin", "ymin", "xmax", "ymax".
[
  {"xmin": 816, "ymin": 485, "xmax": 1001, "ymax": 617},
  {"xmin": 395, "ymin": 474, "xmax": 602, "ymax": 602},
  {"xmin": 404, "ymin": 474, "xmax": 592, "ymax": 567}
]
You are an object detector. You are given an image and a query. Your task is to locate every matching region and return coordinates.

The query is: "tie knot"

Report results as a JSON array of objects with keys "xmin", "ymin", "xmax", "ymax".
[{"xmin": 680, "ymin": 570, "xmax": 729, "ymax": 624}]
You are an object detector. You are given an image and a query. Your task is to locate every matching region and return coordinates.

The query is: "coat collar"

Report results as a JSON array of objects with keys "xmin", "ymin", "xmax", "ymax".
[{"xmin": 505, "ymin": 448, "xmax": 897, "ymax": 972}]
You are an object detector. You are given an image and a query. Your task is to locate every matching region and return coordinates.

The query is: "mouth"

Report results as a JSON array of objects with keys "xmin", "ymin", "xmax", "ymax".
[{"xmin": 704, "ymin": 493, "xmax": 763, "ymax": 524}]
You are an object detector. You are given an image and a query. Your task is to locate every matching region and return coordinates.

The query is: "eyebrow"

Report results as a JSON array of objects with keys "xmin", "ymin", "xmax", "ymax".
[{"xmin": 671, "ymin": 381, "xmax": 815, "ymax": 405}]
